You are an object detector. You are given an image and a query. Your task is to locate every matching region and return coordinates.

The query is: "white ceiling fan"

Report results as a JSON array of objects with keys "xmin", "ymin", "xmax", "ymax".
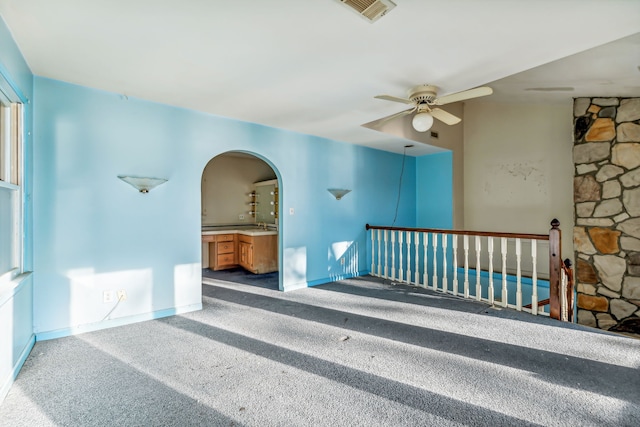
[{"xmin": 373, "ymin": 84, "xmax": 493, "ymax": 132}]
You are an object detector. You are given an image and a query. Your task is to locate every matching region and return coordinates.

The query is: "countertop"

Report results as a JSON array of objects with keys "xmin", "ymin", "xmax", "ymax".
[{"xmin": 202, "ymin": 225, "xmax": 277, "ymax": 236}]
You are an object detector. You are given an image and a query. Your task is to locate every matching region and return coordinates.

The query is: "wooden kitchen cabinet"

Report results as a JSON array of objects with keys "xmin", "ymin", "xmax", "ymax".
[
  {"xmin": 210, "ymin": 234, "xmax": 238, "ymax": 271},
  {"xmin": 238, "ymin": 234, "xmax": 277, "ymax": 274}
]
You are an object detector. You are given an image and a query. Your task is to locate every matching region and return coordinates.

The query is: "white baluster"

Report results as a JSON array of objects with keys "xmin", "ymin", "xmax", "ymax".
[
  {"xmin": 561, "ymin": 268, "xmax": 568, "ymax": 321},
  {"xmin": 516, "ymin": 238, "xmax": 522, "ymax": 311},
  {"xmin": 531, "ymin": 240, "xmax": 538, "ymax": 315},
  {"xmin": 377, "ymin": 229, "xmax": 382, "ymax": 277},
  {"xmin": 370, "ymin": 228, "xmax": 375, "ymax": 275},
  {"xmin": 452, "ymin": 235, "xmax": 458, "ymax": 296},
  {"xmin": 406, "ymin": 232, "xmax": 412, "ymax": 284},
  {"xmin": 475, "ymin": 236, "xmax": 482, "ymax": 301},
  {"xmin": 463, "ymin": 235, "xmax": 470, "ymax": 298},
  {"xmin": 414, "ymin": 231, "xmax": 420, "ymax": 285},
  {"xmin": 398, "ymin": 231, "xmax": 404, "ymax": 282},
  {"xmin": 423, "ymin": 233, "xmax": 429, "ymax": 288},
  {"xmin": 442, "ymin": 234, "xmax": 448, "ymax": 293},
  {"xmin": 432, "ymin": 233, "xmax": 439, "ymax": 291},
  {"xmin": 501, "ymin": 237, "xmax": 508, "ymax": 308},
  {"xmin": 384, "ymin": 230, "xmax": 389, "ymax": 279},
  {"xmin": 488, "ymin": 237, "xmax": 494, "ymax": 305},
  {"xmin": 391, "ymin": 230, "xmax": 396, "ymax": 281}
]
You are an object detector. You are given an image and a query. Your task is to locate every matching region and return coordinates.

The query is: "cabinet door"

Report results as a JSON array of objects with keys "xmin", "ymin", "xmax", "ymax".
[{"xmin": 239, "ymin": 241, "xmax": 250, "ymax": 268}]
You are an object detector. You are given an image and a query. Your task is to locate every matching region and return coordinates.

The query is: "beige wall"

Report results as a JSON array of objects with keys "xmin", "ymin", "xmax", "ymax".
[
  {"xmin": 429, "ymin": 103, "xmax": 464, "ymax": 229},
  {"xmin": 201, "ymin": 153, "xmax": 276, "ymax": 225},
  {"xmin": 463, "ymin": 102, "xmax": 575, "ymax": 260}
]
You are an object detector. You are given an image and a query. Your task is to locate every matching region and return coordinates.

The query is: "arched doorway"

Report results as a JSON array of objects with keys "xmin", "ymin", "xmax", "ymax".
[{"xmin": 200, "ymin": 151, "xmax": 281, "ymax": 290}]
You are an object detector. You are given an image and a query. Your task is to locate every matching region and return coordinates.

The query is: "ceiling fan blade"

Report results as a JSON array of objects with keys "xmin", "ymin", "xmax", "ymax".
[
  {"xmin": 434, "ymin": 86, "xmax": 493, "ymax": 105},
  {"xmin": 430, "ymin": 108, "xmax": 461, "ymax": 125},
  {"xmin": 375, "ymin": 107, "xmax": 417, "ymax": 124},
  {"xmin": 374, "ymin": 94, "xmax": 414, "ymax": 105},
  {"xmin": 363, "ymin": 107, "xmax": 417, "ymax": 129}
]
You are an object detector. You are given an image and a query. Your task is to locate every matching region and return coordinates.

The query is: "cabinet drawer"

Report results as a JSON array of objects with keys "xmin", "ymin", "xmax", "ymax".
[
  {"xmin": 217, "ymin": 242, "xmax": 234, "ymax": 254},
  {"xmin": 202, "ymin": 235, "xmax": 215, "ymax": 243},
  {"xmin": 217, "ymin": 253, "xmax": 235, "ymax": 266},
  {"xmin": 238, "ymin": 234, "xmax": 253, "ymax": 244},
  {"xmin": 216, "ymin": 234, "xmax": 235, "ymax": 242}
]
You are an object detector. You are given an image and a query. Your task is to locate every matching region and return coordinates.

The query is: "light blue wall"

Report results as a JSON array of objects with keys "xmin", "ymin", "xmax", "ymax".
[
  {"xmin": 416, "ymin": 151, "xmax": 453, "ymax": 229},
  {"xmin": 0, "ymin": 17, "xmax": 34, "ymax": 402},
  {"xmin": 33, "ymin": 77, "xmax": 417, "ymax": 337}
]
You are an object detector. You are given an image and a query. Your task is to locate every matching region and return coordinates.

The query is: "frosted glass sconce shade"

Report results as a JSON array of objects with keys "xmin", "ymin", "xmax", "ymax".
[
  {"xmin": 118, "ymin": 175, "xmax": 168, "ymax": 193},
  {"xmin": 327, "ymin": 188, "xmax": 351, "ymax": 200}
]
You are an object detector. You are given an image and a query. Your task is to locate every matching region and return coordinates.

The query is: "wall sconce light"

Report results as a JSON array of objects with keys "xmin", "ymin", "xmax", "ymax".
[
  {"xmin": 118, "ymin": 175, "xmax": 168, "ymax": 193},
  {"xmin": 327, "ymin": 188, "xmax": 351, "ymax": 200}
]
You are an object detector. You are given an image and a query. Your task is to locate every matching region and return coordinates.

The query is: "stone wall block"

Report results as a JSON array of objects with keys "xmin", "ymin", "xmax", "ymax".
[
  {"xmin": 574, "ymin": 98, "xmax": 590, "ymax": 117},
  {"xmin": 627, "ymin": 252, "xmax": 640, "ymax": 276},
  {"xmin": 588, "ymin": 105, "xmax": 601, "ymax": 114},
  {"xmin": 577, "ymin": 294, "xmax": 609, "ymax": 312},
  {"xmin": 611, "ymin": 299, "xmax": 637, "ymax": 320},
  {"xmin": 623, "ymin": 187, "xmax": 640, "ymax": 217},
  {"xmin": 585, "ymin": 118, "xmax": 615, "ymax": 141},
  {"xmin": 598, "ymin": 107, "xmax": 616, "ymax": 119},
  {"xmin": 596, "ymin": 313, "xmax": 618, "ymax": 329},
  {"xmin": 576, "ymin": 258, "xmax": 598, "ymax": 283},
  {"xmin": 593, "ymin": 199, "xmax": 623, "ymax": 217},
  {"xmin": 574, "ymin": 227, "xmax": 597, "ymax": 255},
  {"xmin": 577, "ymin": 309, "xmax": 597, "ymax": 327},
  {"xmin": 612, "ymin": 143, "xmax": 640, "ymax": 170},
  {"xmin": 587, "ymin": 228, "xmax": 620, "ymax": 254},
  {"xmin": 620, "ymin": 236, "xmax": 640, "ymax": 251},
  {"xmin": 593, "ymin": 255, "xmax": 625, "ymax": 292},
  {"xmin": 602, "ymin": 181, "xmax": 621, "ymax": 199},
  {"xmin": 577, "ymin": 283, "xmax": 596, "ymax": 295},
  {"xmin": 576, "ymin": 202, "xmax": 596, "ymax": 218},
  {"xmin": 577, "ymin": 218, "xmax": 614, "ymax": 227},
  {"xmin": 576, "ymin": 163, "xmax": 598, "ymax": 175},
  {"xmin": 573, "ymin": 143, "xmax": 610, "ymax": 164},
  {"xmin": 622, "ymin": 277, "xmax": 640, "ymax": 300},
  {"xmin": 618, "ymin": 217, "xmax": 640, "ymax": 239},
  {"xmin": 594, "ymin": 98, "xmax": 619, "ymax": 107},
  {"xmin": 614, "ymin": 213, "xmax": 630, "ymax": 223},
  {"xmin": 595, "ymin": 164, "xmax": 624, "ymax": 182},
  {"xmin": 617, "ymin": 122, "xmax": 640, "ymax": 143},
  {"xmin": 574, "ymin": 175, "xmax": 601, "ymax": 202},
  {"xmin": 620, "ymin": 168, "xmax": 640, "ymax": 188},
  {"xmin": 617, "ymin": 98, "xmax": 640, "ymax": 122},
  {"xmin": 597, "ymin": 287, "xmax": 620, "ymax": 298}
]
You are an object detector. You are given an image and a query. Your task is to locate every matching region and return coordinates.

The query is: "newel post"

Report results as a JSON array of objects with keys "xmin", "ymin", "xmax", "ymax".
[{"xmin": 548, "ymin": 219, "xmax": 561, "ymax": 320}]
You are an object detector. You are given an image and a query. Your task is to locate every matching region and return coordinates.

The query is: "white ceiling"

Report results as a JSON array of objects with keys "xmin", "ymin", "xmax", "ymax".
[{"xmin": 1, "ymin": 0, "xmax": 639, "ymax": 156}]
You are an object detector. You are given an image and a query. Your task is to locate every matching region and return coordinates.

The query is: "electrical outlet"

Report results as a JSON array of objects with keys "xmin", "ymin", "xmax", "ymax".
[
  {"xmin": 289, "ymin": 208, "xmax": 294, "ymax": 215},
  {"xmin": 103, "ymin": 290, "xmax": 114, "ymax": 303},
  {"xmin": 239, "ymin": 214, "xmax": 245, "ymax": 220},
  {"xmin": 117, "ymin": 290, "xmax": 127, "ymax": 301}
]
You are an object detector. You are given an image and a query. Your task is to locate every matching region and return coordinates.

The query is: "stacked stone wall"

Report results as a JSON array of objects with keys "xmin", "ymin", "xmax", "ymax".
[{"xmin": 573, "ymin": 97, "xmax": 640, "ymax": 335}]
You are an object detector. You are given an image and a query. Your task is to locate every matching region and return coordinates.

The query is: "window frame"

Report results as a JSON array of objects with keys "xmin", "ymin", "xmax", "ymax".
[{"xmin": 0, "ymin": 81, "xmax": 25, "ymax": 284}]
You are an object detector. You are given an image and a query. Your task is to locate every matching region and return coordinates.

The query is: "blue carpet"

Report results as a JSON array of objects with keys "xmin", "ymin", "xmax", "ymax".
[{"xmin": 202, "ymin": 267, "xmax": 279, "ymax": 290}]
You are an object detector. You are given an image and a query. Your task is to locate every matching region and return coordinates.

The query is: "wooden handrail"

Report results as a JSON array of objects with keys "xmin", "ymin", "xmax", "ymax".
[
  {"xmin": 365, "ymin": 224, "xmax": 549, "ymax": 241},
  {"xmin": 366, "ymin": 219, "xmax": 574, "ymax": 322}
]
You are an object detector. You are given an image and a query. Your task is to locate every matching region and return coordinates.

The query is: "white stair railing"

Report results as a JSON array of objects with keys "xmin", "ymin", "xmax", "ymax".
[{"xmin": 366, "ymin": 220, "xmax": 574, "ymax": 321}]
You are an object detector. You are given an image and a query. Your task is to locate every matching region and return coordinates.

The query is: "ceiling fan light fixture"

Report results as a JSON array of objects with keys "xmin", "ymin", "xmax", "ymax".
[{"xmin": 412, "ymin": 112, "xmax": 434, "ymax": 132}]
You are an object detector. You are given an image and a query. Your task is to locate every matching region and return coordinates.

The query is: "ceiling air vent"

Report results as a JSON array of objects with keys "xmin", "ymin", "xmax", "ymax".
[{"xmin": 336, "ymin": 0, "xmax": 396, "ymax": 23}]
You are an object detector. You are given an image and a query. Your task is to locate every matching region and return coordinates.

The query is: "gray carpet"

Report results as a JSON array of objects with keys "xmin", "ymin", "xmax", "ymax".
[{"xmin": 1, "ymin": 276, "xmax": 639, "ymax": 426}]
